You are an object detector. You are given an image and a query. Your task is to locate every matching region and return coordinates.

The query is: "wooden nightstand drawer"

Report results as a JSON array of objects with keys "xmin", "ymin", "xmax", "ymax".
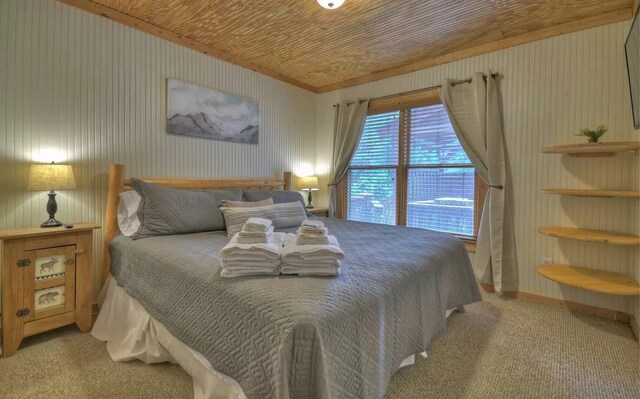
[
  {"xmin": 0, "ymin": 223, "xmax": 100, "ymax": 357},
  {"xmin": 24, "ymin": 233, "xmax": 77, "ymax": 251},
  {"xmin": 308, "ymin": 207, "xmax": 329, "ymax": 217}
]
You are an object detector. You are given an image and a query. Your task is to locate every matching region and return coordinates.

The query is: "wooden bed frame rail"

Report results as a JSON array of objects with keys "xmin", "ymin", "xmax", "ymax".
[{"xmin": 102, "ymin": 164, "xmax": 290, "ymax": 286}]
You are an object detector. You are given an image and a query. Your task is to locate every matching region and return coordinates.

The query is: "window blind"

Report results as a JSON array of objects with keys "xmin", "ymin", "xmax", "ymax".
[
  {"xmin": 351, "ymin": 111, "xmax": 399, "ymax": 167},
  {"xmin": 347, "ymin": 169, "xmax": 397, "ymax": 225},
  {"xmin": 408, "ymin": 105, "xmax": 471, "ymax": 165},
  {"xmin": 405, "ymin": 104, "xmax": 475, "ymax": 235},
  {"xmin": 348, "ymin": 111, "xmax": 400, "ymax": 225},
  {"xmin": 406, "ymin": 168, "xmax": 475, "ymax": 235}
]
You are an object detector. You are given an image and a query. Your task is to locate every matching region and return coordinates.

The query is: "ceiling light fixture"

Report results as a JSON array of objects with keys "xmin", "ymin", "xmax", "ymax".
[{"xmin": 317, "ymin": 0, "xmax": 344, "ymax": 10}]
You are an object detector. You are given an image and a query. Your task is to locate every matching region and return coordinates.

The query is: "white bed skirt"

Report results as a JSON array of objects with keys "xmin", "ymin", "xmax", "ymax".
[
  {"xmin": 92, "ymin": 277, "xmax": 246, "ymax": 399},
  {"xmin": 92, "ymin": 276, "xmax": 458, "ymax": 399}
]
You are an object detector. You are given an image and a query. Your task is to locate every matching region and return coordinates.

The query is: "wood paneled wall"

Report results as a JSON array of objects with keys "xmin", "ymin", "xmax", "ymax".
[
  {"xmin": 1, "ymin": 0, "xmax": 638, "ymax": 326},
  {"xmin": 314, "ymin": 21, "xmax": 640, "ymax": 322},
  {"xmin": 0, "ymin": 0, "xmax": 317, "ymax": 302}
]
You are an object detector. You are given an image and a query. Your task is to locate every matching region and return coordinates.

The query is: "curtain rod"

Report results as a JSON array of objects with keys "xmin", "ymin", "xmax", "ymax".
[{"xmin": 333, "ymin": 72, "xmax": 500, "ymax": 107}]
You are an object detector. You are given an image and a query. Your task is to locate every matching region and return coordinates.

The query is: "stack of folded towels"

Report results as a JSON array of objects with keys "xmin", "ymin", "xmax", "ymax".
[
  {"xmin": 219, "ymin": 217, "xmax": 285, "ymax": 278},
  {"xmin": 237, "ymin": 216, "xmax": 275, "ymax": 244},
  {"xmin": 281, "ymin": 220, "xmax": 345, "ymax": 276},
  {"xmin": 295, "ymin": 220, "xmax": 330, "ymax": 245}
]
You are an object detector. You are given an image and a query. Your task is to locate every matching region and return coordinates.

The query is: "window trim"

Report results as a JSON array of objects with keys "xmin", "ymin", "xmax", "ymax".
[
  {"xmin": 336, "ymin": 90, "xmax": 487, "ymax": 242},
  {"xmin": 367, "ymin": 88, "xmax": 442, "ymax": 115}
]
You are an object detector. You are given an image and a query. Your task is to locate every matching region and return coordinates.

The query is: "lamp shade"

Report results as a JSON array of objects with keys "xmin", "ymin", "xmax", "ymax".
[
  {"xmin": 28, "ymin": 163, "xmax": 77, "ymax": 191},
  {"xmin": 296, "ymin": 176, "xmax": 320, "ymax": 191}
]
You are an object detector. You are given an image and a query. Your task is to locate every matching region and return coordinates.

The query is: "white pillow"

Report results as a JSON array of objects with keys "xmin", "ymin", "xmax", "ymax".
[
  {"xmin": 117, "ymin": 191, "xmax": 142, "ymax": 237},
  {"xmin": 220, "ymin": 201, "xmax": 308, "ymax": 237}
]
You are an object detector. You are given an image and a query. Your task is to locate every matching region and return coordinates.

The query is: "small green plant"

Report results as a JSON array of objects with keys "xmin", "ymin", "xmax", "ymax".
[{"xmin": 576, "ymin": 125, "xmax": 608, "ymax": 143}]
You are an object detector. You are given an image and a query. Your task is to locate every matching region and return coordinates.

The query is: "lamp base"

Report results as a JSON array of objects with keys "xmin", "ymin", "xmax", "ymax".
[
  {"xmin": 41, "ymin": 191, "xmax": 62, "ymax": 227},
  {"xmin": 306, "ymin": 190, "xmax": 314, "ymax": 209},
  {"xmin": 41, "ymin": 217, "xmax": 63, "ymax": 228}
]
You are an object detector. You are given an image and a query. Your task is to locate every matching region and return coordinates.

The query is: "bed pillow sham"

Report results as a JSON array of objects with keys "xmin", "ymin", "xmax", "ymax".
[
  {"xmin": 220, "ymin": 201, "xmax": 308, "ymax": 236},
  {"xmin": 243, "ymin": 190, "xmax": 310, "ymax": 216},
  {"xmin": 117, "ymin": 191, "xmax": 142, "ymax": 237},
  {"xmin": 219, "ymin": 198, "xmax": 274, "ymax": 208},
  {"xmin": 130, "ymin": 178, "xmax": 242, "ymax": 239}
]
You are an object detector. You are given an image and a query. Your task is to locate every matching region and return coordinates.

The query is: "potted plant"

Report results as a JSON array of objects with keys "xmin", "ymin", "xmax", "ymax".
[{"xmin": 576, "ymin": 125, "xmax": 608, "ymax": 143}]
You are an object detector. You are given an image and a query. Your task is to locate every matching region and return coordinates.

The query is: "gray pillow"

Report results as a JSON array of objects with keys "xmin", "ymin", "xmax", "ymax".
[
  {"xmin": 130, "ymin": 178, "xmax": 242, "ymax": 239},
  {"xmin": 244, "ymin": 190, "xmax": 310, "ymax": 216}
]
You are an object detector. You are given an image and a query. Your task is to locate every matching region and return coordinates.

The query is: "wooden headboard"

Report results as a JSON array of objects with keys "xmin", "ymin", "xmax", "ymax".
[{"xmin": 103, "ymin": 164, "xmax": 291, "ymax": 286}]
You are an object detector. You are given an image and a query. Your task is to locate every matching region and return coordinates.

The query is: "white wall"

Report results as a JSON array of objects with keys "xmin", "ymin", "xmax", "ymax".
[
  {"xmin": 314, "ymin": 21, "xmax": 640, "ymax": 321},
  {"xmin": 0, "ymin": 0, "xmax": 317, "ymax": 300}
]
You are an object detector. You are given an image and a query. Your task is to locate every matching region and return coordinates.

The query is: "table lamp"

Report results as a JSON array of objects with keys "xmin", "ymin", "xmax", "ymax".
[
  {"xmin": 296, "ymin": 176, "xmax": 320, "ymax": 209},
  {"xmin": 28, "ymin": 162, "xmax": 76, "ymax": 227}
]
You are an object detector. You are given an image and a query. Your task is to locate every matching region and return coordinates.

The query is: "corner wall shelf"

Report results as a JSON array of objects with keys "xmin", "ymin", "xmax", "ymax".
[
  {"xmin": 538, "ymin": 140, "xmax": 639, "ymax": 305},
  {"xmin": 541, "ymin": 141, "xmax": 640, "ymax": 157},
  {"xmin": 542, "ymin": 189, "xmax": 640, "ymax": 198},
  {"xmin": 538, "ymin": 226, "xmax": 640, "ymax": 246},
  {"xmin": 537, "ymin": 265, "xmax": 640, "ymax": 296}
]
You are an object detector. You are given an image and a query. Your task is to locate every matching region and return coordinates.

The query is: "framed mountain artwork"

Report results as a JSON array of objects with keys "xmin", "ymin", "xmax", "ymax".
[{"xmin": 166, "ymin": 79, "xmax": 259, "ymax": 144}]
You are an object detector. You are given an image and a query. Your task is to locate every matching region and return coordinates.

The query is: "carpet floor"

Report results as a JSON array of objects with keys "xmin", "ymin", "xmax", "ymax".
[{"xmin": 1, "ymin": 293, "xmax": 638, "ymax": 398}]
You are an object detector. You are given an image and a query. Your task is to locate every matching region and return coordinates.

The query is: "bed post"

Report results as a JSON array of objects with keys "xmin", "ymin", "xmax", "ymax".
[
  {"xmin": 102, "ymin": 164, "xmax": 125, "ymax": 288},
  {"xmin": 283, "ymin": 171, "xmax": 292, "ymax": 191}
]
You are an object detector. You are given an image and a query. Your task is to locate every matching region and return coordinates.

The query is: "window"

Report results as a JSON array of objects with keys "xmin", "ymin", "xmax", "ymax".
[{"xmin": 342, "ymin": 92, "xmax": 484, "ymax": 239}]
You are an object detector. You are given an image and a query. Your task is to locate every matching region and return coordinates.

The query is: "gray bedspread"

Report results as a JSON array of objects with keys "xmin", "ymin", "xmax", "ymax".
[{"xmin": 109, "ymin": 218, "xmax": 481, "ymax": 399}]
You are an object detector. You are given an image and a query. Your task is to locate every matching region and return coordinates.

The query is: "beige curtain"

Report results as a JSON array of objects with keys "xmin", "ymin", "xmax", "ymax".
[
  {"xmin": 440, "ymin": 72, "xmax": 518, "ymax": 292},
  {"xmin": 328, "ymin": 99, "xmax": 370, "ymax": 218}
]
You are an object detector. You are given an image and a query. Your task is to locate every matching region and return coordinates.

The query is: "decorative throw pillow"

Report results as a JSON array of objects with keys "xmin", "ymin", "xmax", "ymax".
[
  {"xmin": 220, "ymin": 201, "xmax": 308, "ymax": 236},
  {"xmin": 117, "ymin": 190, "xmax": 142, "ymax": 237},
  {"xmin": 130, "ymin": 178, "xmax": 242, "ymax": 239},
  {"xmin": 220, "ymin": 198, "xmax": 274, "ymax": 208},
  {"xmin": 206, "ymin": 189, "xmax": 245, "ymax": 209},
  {"xmin": 243, "ymin": 190, "xmax": 310, "ymax": 216}
]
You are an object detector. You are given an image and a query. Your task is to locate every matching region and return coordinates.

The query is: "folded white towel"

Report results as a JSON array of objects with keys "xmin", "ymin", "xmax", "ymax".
[
  {"xmin": 282, "ymin": 233, "xmax": 345, "ymax": 263},
  {"xmin": 220, "ymin": 259, "xmax": 281, "ymax": 269},
  {"xmin": 239, "ymin": 226, "xmax": 274, "ymax": 238},
  {"xmin": 219, "ymin": 232, "xmax": 285, "ymax": 261},
  {"xmin": 237, "ymin": 226, "xmax": 274, "ymax": 244},
  {"xmin": 296, "ymin": 227, "xmax": 328, "ymax": 237},
  {"xmin": 301, "ymin": 219, "xmax": 325, "ymax": 228},
  {"xmin": 243, "ymin": 217, "xmax": 273, "ymax": 232},
  {"xmin": 296, "ymin": 234, "xmax": 330, "ymax": 246},
  {"xmin": 280, "ymin": 260, "xmax": 340, "ymax": 270},
  {"xmin": 221, "ymin": 268, "xmax": 280, "ymax": 278},
  {"xmin": 237, "ymin": 235, "xmax": 270, "ymax": 244},
  {"xmin": 280, "ymin": 265, "xmax": 340, "ymax": 276}
]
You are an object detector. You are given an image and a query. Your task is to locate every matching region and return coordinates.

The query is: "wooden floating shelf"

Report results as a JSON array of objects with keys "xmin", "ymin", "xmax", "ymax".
[
  {"xmin": 538, "ymin": 264, "xmax": 640, "ymax": 296},
  {"xmin": 541, "ymin": 141, "xmax": 640, "ymax": 157},
  {"xmin": 538, "ymin": 226, "xmax": 640, "ymax": 246},
  {"xmin": 542, "ymin": 188, "xmax": 640, "ymax": 198}
]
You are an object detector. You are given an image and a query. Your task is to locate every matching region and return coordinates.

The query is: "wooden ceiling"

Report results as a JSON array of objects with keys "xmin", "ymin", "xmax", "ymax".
[{"xmin": 60, "ymin": 0, "xmax": 634, "ymax": 93}]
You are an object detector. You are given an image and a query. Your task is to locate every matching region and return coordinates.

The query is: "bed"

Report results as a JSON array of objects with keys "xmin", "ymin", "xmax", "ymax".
[{"xmin": 93, "ymin": 164, "xmax": 482, "ymax": 399}]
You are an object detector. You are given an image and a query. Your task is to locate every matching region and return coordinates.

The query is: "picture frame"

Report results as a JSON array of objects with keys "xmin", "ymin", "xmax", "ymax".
[
  {"xmin": 34, "ymin": 286, "xmax": 65, "ymax": 311},
  {"xmin": 166, "ymin": 79, "xmax": 260, "ymax": 144},
  {"xmin": 35, "ymin": 254, "xmax": 66, "ymax": 279}
]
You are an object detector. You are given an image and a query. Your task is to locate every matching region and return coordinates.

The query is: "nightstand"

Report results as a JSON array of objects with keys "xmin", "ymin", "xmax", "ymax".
[
  {"xmin": 0, "ymin": 223, "xmax": 100, "ymax": 357},
  {"xmin": 308, "ymin": 207, "xmax": 329, "ymax": 217}
]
